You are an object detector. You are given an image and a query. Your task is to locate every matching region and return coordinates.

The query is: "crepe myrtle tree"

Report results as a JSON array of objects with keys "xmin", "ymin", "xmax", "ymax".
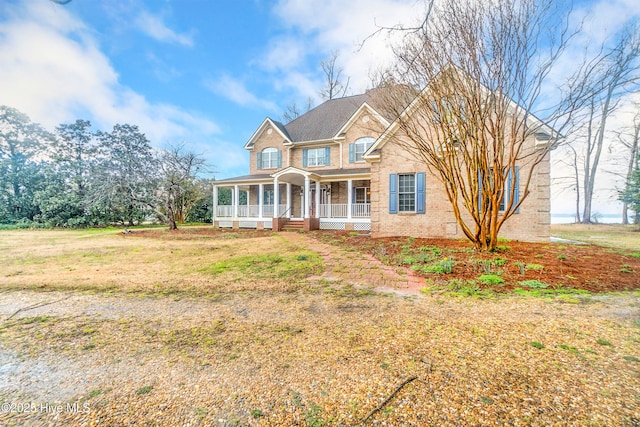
[{"xmin": 372, "ymin": 0, "xmax": 607, "ymax": 251}]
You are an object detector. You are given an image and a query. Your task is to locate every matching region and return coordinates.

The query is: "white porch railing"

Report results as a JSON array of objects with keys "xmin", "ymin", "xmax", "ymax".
[
  {"xmin": 319, "ymin": 204, "xmax": 346, "ymax": 218},
  {"xmin": 318, "ymin": 203, "xmax": 370, "ymax": 218},
  {"xmin": 216, "ymin": 204, "xmax": 289, "ymax": 218},
  {"xmin": 218, "ymin": 204, "xmax": 370, "ymax": 218},
  {"xmin": 217, "ymin": 205, "xmax": 234, "ymax": 217},
  {"xmin": 352, "ymin": 203, "xmax": 371, "ymax": 217}
]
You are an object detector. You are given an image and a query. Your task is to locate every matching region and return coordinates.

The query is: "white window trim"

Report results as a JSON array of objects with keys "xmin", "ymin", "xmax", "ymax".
[
  {"xmin": 261, "ymin": 148, "xmax": 278, "ymax": 169},
  {"xmin": 398, "ymin": 174, "xmax": 416, "ymax": 213},
  {"xmin": 306, "ymin": 147, "xmax": 326, "ymax": 167},
  {"xmin": 354, "ymin": 137, "xmax": 374, "ymax": 162},
  {"xmin": 355, "ymin": 187, "xmax": 370, "ymax": 204}
]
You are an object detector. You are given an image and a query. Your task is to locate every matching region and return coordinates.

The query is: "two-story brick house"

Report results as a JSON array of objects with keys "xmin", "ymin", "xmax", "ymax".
[{"xmin": 213, "ymin": 87, "xmax": 551, "ymax": 241}]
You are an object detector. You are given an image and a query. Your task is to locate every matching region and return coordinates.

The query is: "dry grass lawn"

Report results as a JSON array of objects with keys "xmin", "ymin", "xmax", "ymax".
[
  {"xmin": 0, "ymin": 227, "xmax": 638, "ymax": 426},
  {"xmin": 551, "ymin": 223, "xmax": 640, "ymax": 252}
]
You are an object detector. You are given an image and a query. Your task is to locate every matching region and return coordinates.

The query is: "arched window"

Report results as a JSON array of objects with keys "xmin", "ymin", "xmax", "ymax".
[
  {"xmin": 259, "ymin": 147, "xmax": 281, "ymax": 169},
  {"xmin": 350, "ymin": 137, "xmax": 375, "ymax": 162}
]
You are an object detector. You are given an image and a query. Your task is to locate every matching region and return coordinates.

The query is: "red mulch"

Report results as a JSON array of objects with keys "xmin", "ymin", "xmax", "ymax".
[{"xmin": 312, "ymin": 231, "xmax": 640, "ymax": 293}]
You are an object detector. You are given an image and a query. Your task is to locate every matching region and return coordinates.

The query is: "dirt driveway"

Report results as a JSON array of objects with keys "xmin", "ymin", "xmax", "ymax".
[{"xmin": 0, "ymin": 230, "xmax": 638, "ymax": 426}]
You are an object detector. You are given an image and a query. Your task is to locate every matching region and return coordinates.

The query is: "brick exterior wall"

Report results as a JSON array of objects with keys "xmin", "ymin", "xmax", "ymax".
[
  {"xmin": 249, "ymin": 111, "xmax": 385, "ymax": 174},
  {"xmin": 249, "ymin": 125, "xmax": 289, "ymax": 175},
  {"xmin": 233, "ymin": 100, "xmax": 551, "ymax": 243},
  {"xmin": 370, "ymin": 138, "xmax": 550, "ymax": 242}
]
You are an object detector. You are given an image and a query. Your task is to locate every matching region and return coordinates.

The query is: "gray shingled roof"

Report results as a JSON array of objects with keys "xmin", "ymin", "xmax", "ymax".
[
  {"xmin": 214, "ymin": 173, "xmax": 273, "ymax": 184},
  {"xmin": 282, "ymin": 88, "xmax": 393, "ymax": 142}
]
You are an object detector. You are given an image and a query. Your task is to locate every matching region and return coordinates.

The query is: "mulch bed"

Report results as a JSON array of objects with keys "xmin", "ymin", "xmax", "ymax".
[{"xmin": 312, "ymin": 231, "xmax": 640, "ymax": 293}]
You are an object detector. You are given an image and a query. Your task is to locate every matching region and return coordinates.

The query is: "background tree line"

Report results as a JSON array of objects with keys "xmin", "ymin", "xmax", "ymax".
[{"xmin": 0, "ymin": 105, "xmax": 213, "ymax": 229}]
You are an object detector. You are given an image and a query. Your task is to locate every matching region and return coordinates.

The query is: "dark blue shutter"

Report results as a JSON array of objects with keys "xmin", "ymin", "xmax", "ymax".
[
  {"xmin": 389, "ymin": 174, "xmax": 398, "ymax": 214},
  {"xmin": 277, "ymin": 150, "xmax": 282, "ymax": 168},
  {"xmin": 349, "ymin": 143, "xmax": 355, "ymax": 163},
  {"xmin": 416, "ymin": 172, "xmax": 425, "ymax": 214},
  {"xmin": 302, "ymin": 148, "xmax": 308, "ymax": 167},
  {"xmin": 257, "ymin": 152, "xmax": 263, "ymax": 170},
  {"xmin": 514, "ymin": 166, "xmax": 520, "ymax": 213},
  {"xmin": 325, "ymin": 147, "xmax": 330, "ymax": 165}
]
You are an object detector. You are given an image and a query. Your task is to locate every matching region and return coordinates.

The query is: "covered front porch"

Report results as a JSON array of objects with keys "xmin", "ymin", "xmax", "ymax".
[{"xmin": 213, "ymin": 167, "xmax": 371, "ymax": 231}]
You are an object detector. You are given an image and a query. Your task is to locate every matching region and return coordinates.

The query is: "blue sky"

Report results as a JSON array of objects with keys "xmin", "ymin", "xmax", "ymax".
[
  {"xmin": 1, "ymin": 0, "xmax": 639, "ymax": 215},
  {"xmin": 0, "ymin": 0, "xmax": 422, "ymax": 179}
]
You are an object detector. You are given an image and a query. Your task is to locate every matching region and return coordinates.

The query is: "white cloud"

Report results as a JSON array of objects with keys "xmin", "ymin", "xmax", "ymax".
[
  {"xmin": 135, "ymin": 11, "xmax": 194, "ymax": 47},
  {"xmin": 258, "ymin": 36, "xmax": 307, "ymax": 72},
  {"xmin": 205, "ymin": 75, "xmax": 278, "ymax": 111},
  {"xmin": 266, "ymin": 0, "xmax": 640, "ymax": 218},
  {"xmin": 0, "ymin": 1, "xmax": 218, "ymax": 146},
  {"xmin": 267, "ymin": 0, "xmax": 422, "ymax": 97}
]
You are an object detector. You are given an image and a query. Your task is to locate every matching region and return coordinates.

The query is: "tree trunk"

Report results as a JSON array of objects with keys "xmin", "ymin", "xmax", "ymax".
[
  {"xmin": 582, "ymin": 93, "xmax": 611, "ymax": 224},
  {"xmin": 622, "ymin": 124, "xmax": 639, "ymax": 225},
  {"xmin": 168, "ymin": 216, "xmax": 178, "ymax": 230}
]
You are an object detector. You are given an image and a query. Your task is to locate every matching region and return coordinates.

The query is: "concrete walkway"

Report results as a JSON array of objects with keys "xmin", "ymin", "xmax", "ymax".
[{"xmin": 282, "ymin": 232, "xmax": 425, "ymax": 295}]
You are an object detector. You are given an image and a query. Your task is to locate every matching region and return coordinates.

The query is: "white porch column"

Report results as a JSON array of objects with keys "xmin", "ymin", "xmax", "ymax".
[
  {"xmin": 273, "ymin": 178, "xmax": 279, "ymax": 218},
  {"xmin": 212, "ymin": 185, "xmax": 218, "ymax": 224},
  {"xmin": 233, "ymin": 184, "xmax": 239, "ymax": 218},
  {"xmin": 286, "ymin": 183, "xmax": 292, "ymax": 218},
  {"xmin": 304, "ymin": 176, "xmax": 310, "ymax": 218},
  {"xmin": 347, "ymin": 179, "xmax": 353, "ymax": 220},
  {"xmin": 258, "ymin": 183, "xmax": 264, "ymax": 219},
  {"xmin": 315, "ymin": 180, "xmax": 320, "ymax": 218}
]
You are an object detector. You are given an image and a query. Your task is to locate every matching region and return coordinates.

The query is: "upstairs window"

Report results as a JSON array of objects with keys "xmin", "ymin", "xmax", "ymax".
[
  {"xmin": 430, "ymin": 96, "xmax": 466, "ymax": 125},
  {"xmin": 303, "ymin": 147, "xmax": 331, "ymax": 167},
  {"xmin": 257, "ymin": 148, "xmax": 281, "ymax": 170},
  {"xmin": 478, "ymin": 166, "xmax": 520, "ymax": 213},
  {"xmin": 349, "ymin": 137, "xmax": 375, "ymax": 162}
]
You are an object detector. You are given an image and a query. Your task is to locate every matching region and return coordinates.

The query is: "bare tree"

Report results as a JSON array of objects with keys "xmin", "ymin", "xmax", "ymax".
[
  {"xmin": 320, "ymin": 52, "xmax": 350, "ymax": 100},
  {"xmin": 282, "ymin": 97, "xmax": 314, "ymax": 123},
  {"xmin": 372, "ymin": 0, "xmax": 598, "ymax": 250},
  {"xmin": 553, "ymin": 143, "xmax": 584, "ymax": 222},
  {"xmin": 612, "ymin": 106, "xmax": 640, "ymax": 224},
  {"xmin": 157, "ymin": 144, "xmax": 207, "ymax": 230},
  {"xmin": 576, "ymin": 26, "xmax": 640, "ymax": 223},
  {"xmin": 281, "ymin": 52, "xmax": 349, "ymax": 122}
]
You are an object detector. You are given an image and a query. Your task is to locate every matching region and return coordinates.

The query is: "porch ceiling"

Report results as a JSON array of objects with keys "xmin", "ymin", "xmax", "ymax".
[{"xmin": 275, "ymin": 172, "xmax": 309, "ymax": 186}]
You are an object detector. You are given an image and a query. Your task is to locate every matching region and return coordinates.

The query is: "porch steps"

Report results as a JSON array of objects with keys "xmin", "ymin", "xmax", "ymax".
[{"xmin": 283, "ymin": 220, "xmax": 304, "ymax": 232}]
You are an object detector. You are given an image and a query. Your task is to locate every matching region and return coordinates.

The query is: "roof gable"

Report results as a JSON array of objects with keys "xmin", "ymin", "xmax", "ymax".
[
  {"xmin": 334, "ymin": 102, "xmax": 390, "ymax": 139},
  {"xmin": 366, "ymin": 69, "xmax": 556, "ymax": 158},
  {"xmin": 244, "ymin": 118, "xmax": 291, "ymax": 150},
  {"xmin": 283, "ymin": 94, "xmax": 368, "ymax": 142},
  {"xmin": 282, "ymin": 88, "xmax": 395, "ymax": 143}
]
